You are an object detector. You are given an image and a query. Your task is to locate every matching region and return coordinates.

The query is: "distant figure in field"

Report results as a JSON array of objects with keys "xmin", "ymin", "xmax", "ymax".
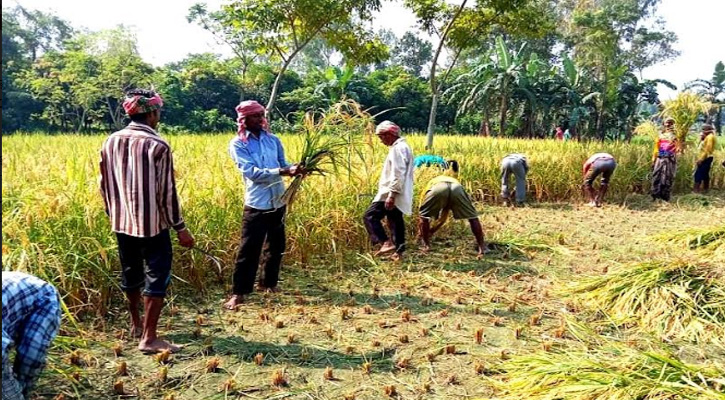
[
  {"xmin": 363, "ymin": 121, "xmax": 414, "ymax": 261},
  {"xmin": 414, "ymin": 154, "xmax": 448, "ymax": 169},
  {"xmin": 555, "ymin": 126, "xmax": 564, "ymax": 141},
  {"xmin": 500, "ymin": 153, "xmax": 529, "ymax": 206},
  {"xmin": 563, "ymin": 128, "xmax": 572, "ymax": 141},
  {"xmin": 694, "ymin": 123, "xmax": 716, "ymax": 193},
  {"xmin": 417, "ymin": 160, "xmax": 486, "ymax": 258},
  {"xmin": 100, "ymin": 89, "xmax": 195, "ymax": 353},
  {"xmin": 3, "ymin": 272, "xmax": 61, "ymax": 400},
  {"xmin": 582, "ymin": 152, "xmax": 617, "ymax": 207},
  {"xmin": 651, "ymin": 117, "xmax": 678, "ymax": 201}
]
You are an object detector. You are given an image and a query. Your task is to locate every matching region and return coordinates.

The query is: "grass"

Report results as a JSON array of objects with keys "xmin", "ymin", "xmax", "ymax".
[{"xmin": 2, "ymin": 131, "xmax": 725, "ymax": 399}]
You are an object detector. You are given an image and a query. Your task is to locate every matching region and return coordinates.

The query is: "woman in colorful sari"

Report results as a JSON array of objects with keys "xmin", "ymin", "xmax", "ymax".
[{"xmin": 651, "ymin": 117, "xmax": 678, "ymax": 201}]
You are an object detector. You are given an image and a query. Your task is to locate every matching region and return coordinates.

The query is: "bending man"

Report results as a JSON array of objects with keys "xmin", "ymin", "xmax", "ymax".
[{"xmin": 418, "ymin": 160, "xmax": 486, "ymax": 258}]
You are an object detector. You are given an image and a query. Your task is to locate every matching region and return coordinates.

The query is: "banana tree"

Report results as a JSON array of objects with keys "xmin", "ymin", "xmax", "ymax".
[
  {"xmin": 313, "ymin": 64, "xmax": 368, "ymax": 104},
  {"xmin": 686, "ymin": 61, "xmax": 725, "ymax": 133}
]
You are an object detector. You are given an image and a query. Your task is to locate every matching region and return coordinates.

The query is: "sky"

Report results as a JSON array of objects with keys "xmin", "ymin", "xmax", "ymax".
[{"xmin": 8, "ymin": 0, "xmax": 724, "ymax": 99}]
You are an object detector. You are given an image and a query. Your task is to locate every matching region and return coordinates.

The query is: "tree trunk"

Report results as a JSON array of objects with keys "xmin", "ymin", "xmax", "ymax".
[
  {"xmin": 498, "ymin": 90, "xmax": 509, "ymax": 137},
  {"xmin": 426, "ymin": 92, "xmax": 439, "ymax": 149},
  {"xmin": 266, "ymin": 57, "xmax": 293, "ymax": 122},
  {"xmin": 425, "ymin": 0, "xmax": 468, "ymax": 150}
]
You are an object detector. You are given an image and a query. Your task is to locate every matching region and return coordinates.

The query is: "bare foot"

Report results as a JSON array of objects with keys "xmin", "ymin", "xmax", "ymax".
[
  {"xmin": 223, "ymin": 294, "xmax": 245, "ymax": 311},
  {"xmin": 138, "ymin": 338, "xmax": 181, "ymax": 354},
  {"xmin": 256, "ymin": 284, "xmax": 281, "ymax": 293},
  {"xmin": 375, "ymin": 241, "xmax": 396, "ymax": 256},
  {"xmin": 389, "ymin": 253, "xmax": 402, "ymax": 262},
  {"xmin": 130, "ymin": 325, "xmax": 143, "ymax": 339},
  {"xmin": 586, "ymin": 201, "xmax": 597, "ymax": 207}
]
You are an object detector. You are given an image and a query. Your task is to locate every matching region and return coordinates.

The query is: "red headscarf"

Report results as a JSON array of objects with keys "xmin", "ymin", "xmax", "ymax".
[
  {"xmin": 235, "ymin": 100, "xmax": 269, "ymax": 142},
  {"xmin": 123, "ymin": 91, "xmax": 163, "ymax": 115},
  {"xmin": 375, "ymin": 120, "xmax": 401, "ymax": 136}
]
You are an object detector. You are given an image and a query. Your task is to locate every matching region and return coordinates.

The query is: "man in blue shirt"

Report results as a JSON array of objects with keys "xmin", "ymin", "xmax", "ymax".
[
  {"xmin": 3, "ymin": 272, "xmax": 61, "ymax": 400},
  {"xmin": 224, "ymin": 101, "xmax": 304, "ymax": 310}
]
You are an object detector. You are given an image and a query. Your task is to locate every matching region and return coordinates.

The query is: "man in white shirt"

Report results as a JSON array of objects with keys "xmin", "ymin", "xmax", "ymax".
[{"xmin": 363, "ymin": 121, "xmax": 414, "ymax": 261}]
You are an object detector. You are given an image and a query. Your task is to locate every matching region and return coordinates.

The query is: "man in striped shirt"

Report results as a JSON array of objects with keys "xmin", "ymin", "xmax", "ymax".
[{"xmin": 99, "ymin": 89, "xmax": 194, "ymax": 353}]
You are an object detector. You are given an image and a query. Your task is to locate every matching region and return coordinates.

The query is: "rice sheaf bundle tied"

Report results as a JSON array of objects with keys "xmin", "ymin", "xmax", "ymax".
[
  {"xmin": 497, "ymin": 333, "xmax": 725, "ymax": 400},
  {"xmin": 568, "ymin": 260, "xmax": 725, "ymax": 344}
]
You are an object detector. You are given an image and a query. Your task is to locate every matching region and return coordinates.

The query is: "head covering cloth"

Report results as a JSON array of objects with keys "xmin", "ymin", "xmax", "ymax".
[
  {"xmin": 123, "ymin": 91, "xmax": 163, "ymax": 116},
  {"xmin": 235, "ymin": 100, "xmax": 269, "ymax": 142},
  {"xmin": 375, "ymin": 120, "xmax": 401, "ymax": 136}
]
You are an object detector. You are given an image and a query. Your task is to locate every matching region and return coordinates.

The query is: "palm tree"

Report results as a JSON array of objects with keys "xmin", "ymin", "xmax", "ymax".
[{"xmin": 686, "ymin": 61, "xmax": 725, "ymax": 133}]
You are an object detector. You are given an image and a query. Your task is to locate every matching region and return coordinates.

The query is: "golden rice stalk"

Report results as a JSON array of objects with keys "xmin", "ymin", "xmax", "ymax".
[
  {"xmin": 568, "ymin": 260, "xmax": 725, "ymax": 343},
  {"xmin": 660, "ymin": 92, "xmax": 713, "ymax": 151},
  {"xmin": 496, "ymin": 335, "xmax": 725, "ymax": 400}
]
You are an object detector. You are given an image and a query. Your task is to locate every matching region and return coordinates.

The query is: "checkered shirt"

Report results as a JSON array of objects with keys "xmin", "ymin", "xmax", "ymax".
[{"xmin": 2, "ymin": 272, "xmax": 61, "ymax": 395}]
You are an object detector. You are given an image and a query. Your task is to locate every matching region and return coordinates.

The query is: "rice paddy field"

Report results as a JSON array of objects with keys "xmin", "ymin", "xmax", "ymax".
[{"xmin": 2, "ymin": 133, "xmax": 725, "ymax": 400}]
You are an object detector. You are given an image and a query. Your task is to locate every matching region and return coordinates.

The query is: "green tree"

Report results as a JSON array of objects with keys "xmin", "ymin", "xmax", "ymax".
[
  {"xmin": 564, "ymin": 0, "xmax": 678, "ymax": 139},
  {"xmin": 686, "ymin": 61, "xmax": 725, "ymax": 133},
  {"xmin": 194, "ymin": 0, "xmax": 388, "ymax": 120},
  {"xmin": 2, "ymin": 6, "xmax": 72, "ymax": 132},
  {"xmin": 392, "ymin": 31, "xmax": 433, "ymax": 77},
  {"xmin": 23, "ymin": 26, "xmax": 154, "ymax": 131}
]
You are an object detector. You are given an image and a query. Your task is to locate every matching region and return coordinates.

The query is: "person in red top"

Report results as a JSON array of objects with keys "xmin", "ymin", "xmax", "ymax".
[
  {"xmin": 555, "ymin": 126, "xmax": 564, "ymax": 141},
  {"xmin": 651, "ymin": 117, "xmax": 678, "ymax": 201}
]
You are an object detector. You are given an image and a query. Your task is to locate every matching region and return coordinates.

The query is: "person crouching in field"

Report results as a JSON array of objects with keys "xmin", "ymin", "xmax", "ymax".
[
  {"xmin": 582, "ymin": 152, "xmax": 617, "ymax": 207},
  {"xmin": 363, "ymin": 121, "xmax": 414, "ymax": 261},
  {"xmin": 3, "ymin": 272, "xmax": 61, "ymax": 400},
  {"xmin": 694, "ymin": 123, "xmax": 716, "ymax": 193},
  {"xmin": 418, "ymin": 160, "xmax": 486, "ymax": 258},
  {"xmin": 500, "ymin": 153, "xmax": 528, "ymax": 206},
  {"xmin": 100, "ymin": 89, "xmax": 195, "ymax": 353},
  {"xmin": 651, "ymin": 117, "xmax": 678, "ymax": 201},
  {"xmin": 224, "ymin": 101, "xmax": 306, "ymax": 310}
]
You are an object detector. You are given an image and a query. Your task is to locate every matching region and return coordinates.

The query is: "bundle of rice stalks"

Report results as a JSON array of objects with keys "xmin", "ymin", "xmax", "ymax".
[
  {"xmin": 568, "ymin": 260, "xmax": 725, "ymax": 343},
  {"xmin": 496, "ymin": 337, "xmax": 725, "ymax": 400},
  {"xmin": 653, "ymin": 225, "xmax": 725, "ymax": 257},
  {"xmin": 660, "ymin": 92, "xmax": 713, "ymax": 151},
  {"xmin": 281, "ymin": 100, "xmax": 373, "ymax": 207}
]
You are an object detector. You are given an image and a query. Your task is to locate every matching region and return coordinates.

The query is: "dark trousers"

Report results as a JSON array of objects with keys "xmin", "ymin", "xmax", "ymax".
[
  {"xmin": 694, "ymin": 156, "xmax": 714, "ymax": 187},
  {"xmin": 116, "ymin": 230, "xmax": 173, "ymax": 297},
  {"xmin": 233, "ymin": 206, "xmax": 286, "ymax": 295},
  {"xmin": 363, "ymin": 201, "xmax": 406, "ymax": 254}
]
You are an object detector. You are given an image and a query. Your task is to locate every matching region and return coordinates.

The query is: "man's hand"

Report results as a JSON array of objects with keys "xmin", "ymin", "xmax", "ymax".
[
  {"xmin": 284, "ymin": 164, "xmax": 306, "ymax": 177},
  {"xmin": 385, "ymin": 193, "xmax": 396, "ymax": 210},
  {"xmin": 177, "ymin": 229, "xmax": 195, "ymax": 248}
]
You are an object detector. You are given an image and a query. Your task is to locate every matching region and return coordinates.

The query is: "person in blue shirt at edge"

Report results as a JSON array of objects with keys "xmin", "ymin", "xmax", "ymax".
[
  {"xmin": 3, "ymin": 272, "xmax": 61, "ymax": 400},
  {"xmin": 224, "ymin": 101, "xmax": 306, "ymax": 311},
  {"xmin": 414, "ymin": 154, "xmax": 448, "ymax": 169}
]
